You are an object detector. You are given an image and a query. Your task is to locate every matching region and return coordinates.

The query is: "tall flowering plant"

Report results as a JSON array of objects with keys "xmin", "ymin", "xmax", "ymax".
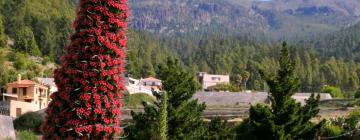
[{"xmin": 42, "ymin": 0, "xmax": 129, "ymax": 139}]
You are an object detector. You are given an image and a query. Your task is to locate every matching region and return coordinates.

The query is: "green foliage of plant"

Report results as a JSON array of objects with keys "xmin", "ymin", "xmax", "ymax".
[
  {"xmin": 14, "ymin": 26, "xmax": 41, "ymax": 56},
  {"xmin": 13, "ymin": 112, "xmax": 44, "ymax": 134},
  {"xmin": 319, "ymin": 113, "xmax": 360, "ymax": 139},
  {"xmin": 236, "ymin": 43, "xmax": 324, "ymax": 140},
  {"xmin": 322, "ymin": 86, "xmax": 343, "ymax": 98},
  {"xmin": 0, "ymin": 50, "xmax": 10, "ymax": 86},
  {"xmin": 204, "ymin": 117, "xmax": 234, "ymax": 140},
  {"xmin": 206, "ymin": 84, "xmax": 240, "ymax": 92},
  {"xmin": 16, "ymin": 130, "xmax": 37, "ymax": 140},
  {"xmin": 348, "ymin": 109, "xmax": 360, "ymax": 129},
  {"xmin": 355, "ymin": 91, "xmax": 360, "ymax": 99},
  {"xmin": 126, "ymin": 31, "xmax": 178, "ymax": 79},
  {"xmin": 124, "ymin": 93, "xmax": 155, "ymax": 108},
  {"xmin": 0, "ymin": 14, "xmax": 6, "ymax": 47},
  {"xmin": 321, "ymin": 124, "xmax": 344, "ymax": 139},
  {"xmin": 2, "ymin": 0, "xmax": 360, "ymax": 94},
  {"xmin": 12, "ymin": 52, "xmax": 28, "ymax": 70},
  {"xmin": 127, "ymin": 59, "xmax": 206, "ymax": 140},
  {"xmin": 159, "ymin": 92, "xmax": 168, "ymax": 140}
]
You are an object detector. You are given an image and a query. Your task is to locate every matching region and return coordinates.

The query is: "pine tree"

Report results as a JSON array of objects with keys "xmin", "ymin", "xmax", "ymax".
[
  {"xmin": 14, "ymin": 26, "xmax": 41, "ymax": 56},
  {"xmin": 242, "ymin": 71, "xmax": 250, "ymax": 90},
  {"xmin": 0, "ymin": 14, "xmax": 6, "ymax": 47},
  {"xmin": 42, "ymin": 0, "xmax": 129, "ymax": 139},
  {"xmin": 159, "ymin": 92, "xmax": 168, "ymax": 140},
  {"xmin": 236, "ymin": 42, "xmax": 324, "ymax": 140},
  {"xmin": 127, "ymin": 59, "xmax": 206, "ymax": 140}
]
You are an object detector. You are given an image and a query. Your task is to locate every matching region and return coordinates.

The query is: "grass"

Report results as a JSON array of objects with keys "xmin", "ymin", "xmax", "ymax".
[
  {"xmin": 16, "ymin": 130, "xmax": 37, "ymax": 140},
  {"xmin": 124, "ymin": 93, "xmax": 155, "ymax": 108}
]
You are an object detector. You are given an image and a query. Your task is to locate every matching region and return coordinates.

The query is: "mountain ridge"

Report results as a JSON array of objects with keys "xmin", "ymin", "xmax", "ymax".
[{"xmin": 128, "ymin": 0, "xmax": 360, "ymax": 39}]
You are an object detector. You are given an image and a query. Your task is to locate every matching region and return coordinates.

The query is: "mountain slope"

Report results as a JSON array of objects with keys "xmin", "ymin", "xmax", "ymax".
[
  {"xmin": 128, "ymin": 0, "xmax": 360, "ymax": 39},
  {"xmin": 297, "ymin": 22, "xmax": 360, "ymax": 62}
]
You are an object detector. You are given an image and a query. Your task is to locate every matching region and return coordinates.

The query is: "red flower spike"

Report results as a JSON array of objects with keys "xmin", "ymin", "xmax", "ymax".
[{"xmin": 42, "ymin": 0, "xmax": 128, "ymax": 138}]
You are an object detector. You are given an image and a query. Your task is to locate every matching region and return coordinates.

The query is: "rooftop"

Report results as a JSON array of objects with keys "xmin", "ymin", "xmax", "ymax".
[
  {"xmin": 7, "ymin": 80, "xmax": 37, "ymax": 85},
  {"xmin": 36, "ymin": 78, "xmax": 56, "ymax": 87},
  {"xmin": 142, "ymin": 77, "xmax": 161, "ymax": 82}
]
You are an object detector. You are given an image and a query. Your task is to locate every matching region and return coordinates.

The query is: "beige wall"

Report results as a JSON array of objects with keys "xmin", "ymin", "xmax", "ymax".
[
  {"xmin": 9, "ymin": 100, "xmax": 38, "ymax": 117},
  {"xmin": 202, "ymin": 74, "xmax": 230, "ymax": 89},
  {"xmin": 4, "ymin": 83, "xmax": 49, "ymax": 117}
]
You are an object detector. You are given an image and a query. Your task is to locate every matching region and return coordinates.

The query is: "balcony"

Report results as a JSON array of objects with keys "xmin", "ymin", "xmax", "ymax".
[{"xmin": 1, "ymin": 93, "xmax": 18, "ymax": 98}]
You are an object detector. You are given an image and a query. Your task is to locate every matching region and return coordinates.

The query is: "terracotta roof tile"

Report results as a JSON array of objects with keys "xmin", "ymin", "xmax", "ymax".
[
  {"xmin": 8, "ymin": 80, "xmax": 36, "ymax": 85},
  {"xmin": 142, "ymin": 77, "xmax": 161, "ymax": 81}
]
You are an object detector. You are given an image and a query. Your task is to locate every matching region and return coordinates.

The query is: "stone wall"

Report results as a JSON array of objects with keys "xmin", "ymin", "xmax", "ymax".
[
  {"xmin": 0, "ymin": 101, "xmax": 10, "ymax": 116},
  {"xmin": 0, "ymin": 115, "xmax": 16, "ymax": 140}
]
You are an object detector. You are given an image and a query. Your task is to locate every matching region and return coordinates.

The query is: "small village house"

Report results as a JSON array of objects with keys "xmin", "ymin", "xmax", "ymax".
[
  {"xmin": 197, "ymin": 72, "xmax": 230, "ymax": 90},
  {"xmin": 0, "ymin": 74, "xmax": 49, "ymax": 117},
  {"xmin": 125, "ymin": 76, "xmax": 162, "ymax": 95},
  {"xmin": 36, "ymin": 77, "xmax": 57, "ymax": 94}
]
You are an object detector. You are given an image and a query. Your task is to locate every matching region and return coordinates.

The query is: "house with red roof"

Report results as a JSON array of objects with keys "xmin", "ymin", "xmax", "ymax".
[
  {"xmin": 0, "ymin": 74, "xmax": 49, "ymax": 117},
  {"xmin": 140, "ymin": 77, "xmax": 162, "ymax": 92},
  {"xmin": 125, "ymin": 76, "xmax": 162, "ymax": 95}
]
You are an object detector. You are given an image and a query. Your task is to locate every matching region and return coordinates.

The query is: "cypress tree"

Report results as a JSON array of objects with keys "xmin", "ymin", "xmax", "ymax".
[
  {"xmin": 236, "ymin": 42, "xmax": 324, "ymax": 140},
  {"xmin": 127, "ymin": 59, "xmax": 206, "ymax": 140},
  {"xmin": 42, "ymin": 0, "xmax": 129, "ymax": 139},
  {"xmin": 159, "ymin": 92, "xmax": 168, "ymax": 140},
  {"xmin": 0, "ymin": 14, "xmax": 6, "ymax": 47}
]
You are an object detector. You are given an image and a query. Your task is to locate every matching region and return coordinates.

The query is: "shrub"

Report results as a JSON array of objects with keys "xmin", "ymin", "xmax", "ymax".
[
  {"xmin": 321, "ymin": 124, "xmax": 343, "ymax": 138},
  {"xmin": 322, "ymin": 86, "xmax": 343, "ymax": 98},
  {"xmin": 355, "ymin": 91, "xmax": 360, "ymax": 99},
  {"xmin": 124, "ymin": 93, "xmax": 155, "ymax": 108},
  {"xmin": 206, "ymin": 84, "xmax": 240, "ymax": 92},
  {"xmin": 13, "ymin": 112, "xmax": 43, "ymax": 134},
  {"xmin": 348, "ymin": 109, "xmax": 360, "ymax": 129},
  {"xmin": 204, "ymin": 117, "xmax": 234, "ymax": 139},
  {"xmin": 16, "ymin": 130, "xmax": 37, "ymax": 140}
]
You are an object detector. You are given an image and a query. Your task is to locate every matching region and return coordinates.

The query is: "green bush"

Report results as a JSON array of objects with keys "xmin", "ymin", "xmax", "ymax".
[
  {"xmin": 204, "ymin": 117, "xmax": 234, "ymax": 139},
  {"xmin": 13, "ymin": 112, "xmax": 44, "ymax": 134},
  {"xmin": 355, "ymin": 91, "xmax": 360, "ymax": 99},
  {"xmin": 12, "ymin": 52, "xmax": 28, "ymax": 70},
  {"xmin": 206, "ymin": 84, "xmax": 240, "ymax": 92},
  {"xmin": 321, "ymin": 124, "xmax": 343, "ymax": 138},
  {"xmin": 348, "ymin": 109, "xmax": 360, "ymax": 129},
  {"xmin": 322, "ymin": 86, "xmax": 343, "ymax": 98},
  {"xmin": 124, "ymin": 93, "xmax": 155, "ymax": 108},
  {"xmin": 16, "ymin": 130, "xmax": 37, "ymax": 140}
]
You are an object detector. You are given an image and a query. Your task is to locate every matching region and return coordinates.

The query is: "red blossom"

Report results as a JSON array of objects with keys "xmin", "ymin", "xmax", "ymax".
[{"xmin": 43, "ymin": 0, "xmax": 128, "ymax": 138}]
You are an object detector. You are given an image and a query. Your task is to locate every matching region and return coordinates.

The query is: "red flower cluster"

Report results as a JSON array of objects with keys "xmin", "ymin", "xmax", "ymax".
[{"xmin": 42, "ymin": 0, "xmax": 129, "ymax": 139}]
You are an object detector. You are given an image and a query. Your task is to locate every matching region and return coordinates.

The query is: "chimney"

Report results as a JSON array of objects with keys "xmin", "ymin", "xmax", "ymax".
[{"xmin": 17, "ymin": 74, "xmax": 21, "ymax": 83}]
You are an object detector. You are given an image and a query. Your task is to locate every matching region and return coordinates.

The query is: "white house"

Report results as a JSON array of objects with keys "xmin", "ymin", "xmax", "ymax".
[
  {"xmin": 125, "ymin": 77, "xmax": 162, "ymax": 95},
  {"xmin": 36, "ymin": 78, "xmax": 57, "ymax": 94}
]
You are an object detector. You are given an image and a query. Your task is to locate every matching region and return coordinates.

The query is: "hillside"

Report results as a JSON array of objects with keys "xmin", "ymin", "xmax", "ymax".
[
  {"xmin": 1, "ymin": 0, "xmax": 360, "ymax": 95},
  {"xmin": 296, "ymin": 22, "xmax": 360, "ymax": 62},
  {"xmin": 129, "ymin": 0, "xmax": 360, "ymax": 39}
]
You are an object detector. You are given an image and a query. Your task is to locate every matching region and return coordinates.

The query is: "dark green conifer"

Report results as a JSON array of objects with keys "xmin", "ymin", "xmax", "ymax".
[
  {"xmin": 236, "ymin": 42, "xmax": 324, "ymax": 140},
  {"xmin": 127, "ymin": 58, "xmax": 206, "ymax": 140},
  {"xmin": 159, "ymin": 92, "xmax": 168, "ymax": 140}
]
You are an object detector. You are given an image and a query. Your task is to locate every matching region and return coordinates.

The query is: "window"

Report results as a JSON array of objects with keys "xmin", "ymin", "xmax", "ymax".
[
  {"xmin": 12, "ymin": 88, "xmax": 17, "ymax": 94},
  {"xmin": 211, "ymin": 77, "xmax": 221, "ymax": 81},
  {"xmin": 16, "ymin": 108, "xmax": 22, "ymax": 117},
  {"xmin": 22, "ymin": 88, "xmax": 27, "ymax": 96},
  {"xmin": 152, "ymin": 82, "xmax": 156, "ymax": 86}
]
